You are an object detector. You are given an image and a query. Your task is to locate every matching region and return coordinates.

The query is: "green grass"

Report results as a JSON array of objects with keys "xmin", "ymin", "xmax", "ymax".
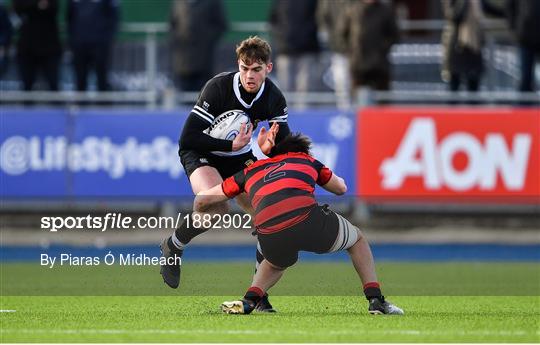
[
  {"xmin": 1, "ymin": 262, "xmax": 539, "ymax": 296},
  {"xmin": 1, "ymin": 296, "xmax": 539, "ymax": 342},
  {"xmin": 1, "ymin": 262, "xmax": 539, "ymax": 342}
]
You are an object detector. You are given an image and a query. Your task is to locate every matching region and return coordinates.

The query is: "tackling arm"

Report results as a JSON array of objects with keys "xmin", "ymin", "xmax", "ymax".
[
  {"xmin": 321, "ymin": 173, "xmax": 348, "ymax": 195},
  {"xmin": 194, "ymin": 184, "xmax": 230, "ymax": 212}
]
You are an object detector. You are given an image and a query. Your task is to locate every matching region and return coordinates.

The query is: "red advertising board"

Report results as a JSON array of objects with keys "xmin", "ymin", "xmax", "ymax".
[{"xmin": 357, "ymin": 107, "xmax": 540, "ymax": 203}]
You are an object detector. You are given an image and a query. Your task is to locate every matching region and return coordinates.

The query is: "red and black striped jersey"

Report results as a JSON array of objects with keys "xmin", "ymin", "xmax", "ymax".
[{"xmin": 222, "ymin": 152, "xmax": 333, "ymax": 234}]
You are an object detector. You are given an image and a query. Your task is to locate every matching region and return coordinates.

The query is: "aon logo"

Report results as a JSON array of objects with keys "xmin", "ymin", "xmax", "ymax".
[{"xmin": 380, "ymin": 118, "xmax": 532, "ymax": 191}]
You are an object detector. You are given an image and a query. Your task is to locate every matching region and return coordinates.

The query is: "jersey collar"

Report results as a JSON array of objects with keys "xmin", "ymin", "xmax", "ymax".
[{"xmin": 233, "ymin": 72, "xmax": 265, "ymax": 109}]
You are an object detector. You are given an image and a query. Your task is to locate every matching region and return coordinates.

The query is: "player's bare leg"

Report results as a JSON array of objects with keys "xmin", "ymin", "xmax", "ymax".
[
  {"xmin": 222, "ymin": 259, "xmax": 285, "ymax": 314},
  {"xmin": 346, "ymin": 231, "xmax": 378, "ymax": 284},
  {"xmin": 346, "ymin": 231, "xmax": 404, "ymax": 315},
  {"xmin": 235, "ymin": 192, "xmax": 276, "ymax": 312},
  {"xmin": 160, "ymin": 166, "xmax": 228, "ymax": 288},
  {"xmin": 250, "ymin": 259, "xmax": 285, "ymax": 292}
]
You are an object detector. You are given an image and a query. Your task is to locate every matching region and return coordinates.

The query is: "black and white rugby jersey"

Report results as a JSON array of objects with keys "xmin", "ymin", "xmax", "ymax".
[{"xmin": 178, "ymin": 71, "xmax": 290, "ymax": 157}]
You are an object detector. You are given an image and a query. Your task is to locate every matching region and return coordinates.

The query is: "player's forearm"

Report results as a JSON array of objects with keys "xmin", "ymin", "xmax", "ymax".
[
  {"xmin": 322, "ymin": 174, "xmax": 347, "ymax": 195},
  {"xmin": 194, "ymin": 185, "xmax": 229, "ymax": 211},
  {"xmin": 179, "ymin": 115, "xmax": 233, "ymax": 152},
  {"xmin": 179, "ymin": 132, "xmax": 233, "ymax": 152}
]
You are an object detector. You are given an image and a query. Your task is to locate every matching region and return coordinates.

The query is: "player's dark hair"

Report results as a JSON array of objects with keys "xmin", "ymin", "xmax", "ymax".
[
  {"xmin": 272, "ymin": 132, "xmax": 312, "ymax": 156},
  {"xmin": 236, "ymin": 36, "xmax": 272, "ymax": 65}
]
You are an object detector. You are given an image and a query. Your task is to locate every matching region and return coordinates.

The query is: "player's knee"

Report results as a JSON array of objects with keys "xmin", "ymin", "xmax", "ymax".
[
  {"xmin": 266, "ymin": 259, "xmax": 288, "ymax": 271},
  {"xmin": 193, "ymin": 199, "xmax": 229, "ymax": 214}
]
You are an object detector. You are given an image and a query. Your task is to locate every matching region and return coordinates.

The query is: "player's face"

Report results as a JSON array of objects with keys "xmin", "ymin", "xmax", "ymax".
[{"xmin": 238, "ymin": 60, "xmax": 273, "ymax": 93}]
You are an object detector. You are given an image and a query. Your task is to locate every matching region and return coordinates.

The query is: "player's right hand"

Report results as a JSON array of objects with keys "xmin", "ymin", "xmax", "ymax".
[
  {"xmin": 258, "ymin": 122, "xmax": 279, "ymax": 155},
  {"xmin": 232, "ymin": 122, "xmax": 253, "ymax": 151}
]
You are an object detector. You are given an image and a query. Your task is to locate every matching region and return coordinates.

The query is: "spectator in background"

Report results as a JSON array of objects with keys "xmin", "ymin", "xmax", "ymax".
[
  {"xmin": 0, "ymin": 0, "xmax": 12, "ymax": 78},
  {"xmin": 441, "ymin": 0, "xmax": 504, "ymax": 92},
  {"xmin": 270, "ymin": 0, "xmax": 320, "ymax": 108},
  {"xmin": 169, "ymin": 0, "xmax": 227, "ymax": 92},
  {"xmin": 67, "ymin": 0, "xmax": 119, "ymax": 91},
  {"xmin": 506, "ymin": 0, "xmax": 540, "ymax": 92},
  {"xmin": 343, "ymin": 0, "xmax": 398, "ymax": 96},
  {"xmin": 317, "ymin": 0, "xmax": 353, "ymax": 109},
  {"xmin": 13, "ymin": 0, "xmax": 61, "ymax": 91}
]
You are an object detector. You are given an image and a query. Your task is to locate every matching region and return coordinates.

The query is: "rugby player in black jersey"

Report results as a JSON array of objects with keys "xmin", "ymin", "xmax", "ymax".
[
  {"xmin": 194, "ymin": 131, "xmax": 404, "ymax": 315},
  {"xmin": 160, "ymin": 36, "xmax": 290, "ymax": 312}
]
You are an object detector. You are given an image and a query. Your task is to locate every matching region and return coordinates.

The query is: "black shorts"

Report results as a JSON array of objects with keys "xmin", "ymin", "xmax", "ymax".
[
  {"xmin": 257, "ymin": 204, "xmax": 340, "ymax": 268},
  {"xmin": 179, "ymin": 149, "xmax": 257, "ymax": 179}
]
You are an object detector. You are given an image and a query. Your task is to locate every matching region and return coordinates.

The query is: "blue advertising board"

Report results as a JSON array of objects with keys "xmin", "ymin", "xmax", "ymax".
[
  {"xmin": 70, "ymin": 109, "xmax": 190, "ymax": 197},
  {"xmin": 0, "ymin": 109, "xmax": 69, "ymax": 197},
  {"xmin": 1, "ymin": 108, "xmax": 355, "ymax": 198}
]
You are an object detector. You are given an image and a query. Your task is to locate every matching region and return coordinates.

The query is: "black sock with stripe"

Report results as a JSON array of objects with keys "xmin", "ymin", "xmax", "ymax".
[
  {"xmin": 244, "ymin": 286, "xmax": 264, "ymax": 306},
  {"xmin": 363, "ymin": 282, "xmax": 384, "ymax": 302},
  {"xmin": 172, "ymin": 213, "xmax": 209, "ymax": 248}
]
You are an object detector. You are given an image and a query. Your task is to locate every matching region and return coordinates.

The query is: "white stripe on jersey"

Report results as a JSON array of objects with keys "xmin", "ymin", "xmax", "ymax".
[
  {"xmin": 194, "ymin": 105, "xmax": 214, "ymax": 120},
  {"xmin": 233, "ymin": 72, "xmax": 265, "ymax": 109},
  {"xmin": 192, "ymin": 108, "xmax": 213, "ymax": 123},
  {"xmin": 270, "ymin": 115, "xmax": 288, "ymax": 122}
]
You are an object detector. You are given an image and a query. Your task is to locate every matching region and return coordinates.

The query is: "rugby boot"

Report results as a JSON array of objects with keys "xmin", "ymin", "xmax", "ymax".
[
  {"xmin": 255, "ymin": 293, "xmax": 277, "ymax": 313},
  {"xmin": 159, "ymin": 237, "xmax": 183, "ymax": 289},
  {"xmin": 368, "ymin": 297, "xmax": 404, "ymax": 315},
  {"xmin": 221, "ymin": 299, "xmax": 256, "ymax": 314}
]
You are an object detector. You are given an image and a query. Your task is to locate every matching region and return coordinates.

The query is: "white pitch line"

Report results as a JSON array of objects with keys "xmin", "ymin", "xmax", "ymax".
[
  {"xmin": 0, "ymin": 310, "xmax": 16, "ymax": 313},
  {"xmin": 0, "ymin": 328, "xmax": 535, "ymax": 337}
]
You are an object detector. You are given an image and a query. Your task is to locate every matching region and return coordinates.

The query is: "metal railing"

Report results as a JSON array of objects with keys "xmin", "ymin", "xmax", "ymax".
[{"xmin": 2, "ymin": 19, "xmax": 538, "ymax": 108}]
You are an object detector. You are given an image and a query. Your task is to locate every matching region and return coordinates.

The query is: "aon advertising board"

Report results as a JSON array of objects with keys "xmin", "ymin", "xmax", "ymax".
[{"xmin": 357, "ymin": 107, "xmax": 539, "ymax": 203}]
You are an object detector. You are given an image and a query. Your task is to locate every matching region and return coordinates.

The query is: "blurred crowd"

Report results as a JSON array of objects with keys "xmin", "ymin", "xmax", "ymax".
[
  {"xmin": 0, "ymin": 0, "xmax": 119, "ymax": 91},
  {"xmin": 0, "ymin": 0, "xmax": 539, "ymax": 103}
]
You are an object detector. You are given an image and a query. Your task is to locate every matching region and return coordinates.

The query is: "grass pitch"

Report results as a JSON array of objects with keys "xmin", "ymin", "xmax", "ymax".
[
  {"xmin": 1, "ymin": 296, "xmax": 539, "ymax": 342},
  {"xmin": 1, "ymin": 261, "xmax": 539, "ymax": 342}
]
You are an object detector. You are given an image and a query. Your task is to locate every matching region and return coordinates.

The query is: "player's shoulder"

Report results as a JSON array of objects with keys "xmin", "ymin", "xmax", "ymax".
[
  {"xmin": 206, "ymin": 71, "xmax": 235, "ymax": 88},
  {"xmin": 264, "ymin": 77, "xmax": 284, "ymax": 98}
]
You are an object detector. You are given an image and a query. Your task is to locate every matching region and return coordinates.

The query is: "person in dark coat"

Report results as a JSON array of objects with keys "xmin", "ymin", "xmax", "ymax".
[
  {"xmin": 270, "ymin": 0, "xmax": 320, "ymax": 107},
  {"xmin": 317, "ymin": 0, "xmax": 354, "ymax": 109},
  {"xmin": 0, "ymin": 1, "xmax": 12, "ymax": 77},
  {"xmin": 169, "ymin": 0, "xmax": 227, "ymax": 92},
  {"xmin": 441, "ymin": 0, "xmax": 504, "ymax": 92},
  {"xmin": 506, "ymin": 0, "xmax": 540, "ymax": 92},
  {"xmin": 13, "ymin": 0, "xmax": 61, "ymax": 91},
  {"xmin": 343, "ymin": 0, "xmax": 399, "ymax": 92},
  {"xmin": 66, "ymin": 0, "xmax": 119, "ymax": 91}
]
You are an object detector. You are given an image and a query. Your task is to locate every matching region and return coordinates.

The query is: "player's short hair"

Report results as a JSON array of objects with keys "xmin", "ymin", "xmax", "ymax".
[
  {"xmin": 272, "ymin": 132, "xmax": 312, "ymax": 156},
  {"xmin": 236, "ymin": 36, "xmax": 272, "ymax": 65}
]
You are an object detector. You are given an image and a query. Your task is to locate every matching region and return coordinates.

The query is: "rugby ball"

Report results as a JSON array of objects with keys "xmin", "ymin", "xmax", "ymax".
[{"xmin": 204, "ymin": 110, "xmax": 251, "ymax": 141}]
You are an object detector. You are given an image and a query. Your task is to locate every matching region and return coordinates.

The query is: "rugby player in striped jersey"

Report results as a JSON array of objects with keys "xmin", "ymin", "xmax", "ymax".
[{"xmin": 195, "ymin": 130, "xmax": 404, "ymax": 315}]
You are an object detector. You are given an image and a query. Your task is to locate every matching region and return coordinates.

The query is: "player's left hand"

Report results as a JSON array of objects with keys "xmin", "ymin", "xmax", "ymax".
[
  {"xmin": 232, "ymin": 122, "xmax": 253, "ymax": 151},
  {"xmin": 258, "ymin": 122, "xmax": 279, "ymax": 155}
]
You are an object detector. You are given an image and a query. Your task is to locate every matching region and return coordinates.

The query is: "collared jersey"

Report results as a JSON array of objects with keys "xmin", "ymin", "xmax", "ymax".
[{"xmin": 181, "ymin": 71, "xmax": 289, "ymax": 156}]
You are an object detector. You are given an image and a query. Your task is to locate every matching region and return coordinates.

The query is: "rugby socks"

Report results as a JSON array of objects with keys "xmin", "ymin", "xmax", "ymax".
[
  {"xmin": 363, "ymin": 282, "xmax": 385, "ymax": 302},
  {"xmin": 170, "ymin": 213, "xmax": 209, "ymax": 250},
  {"xmin": 244, "ymin": 286, "xmax": 264, "ymax": 305}
]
